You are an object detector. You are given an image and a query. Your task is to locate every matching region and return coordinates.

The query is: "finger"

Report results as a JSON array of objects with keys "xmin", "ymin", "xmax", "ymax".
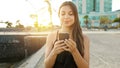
[
  {"xmin": 61, "ymin": 45, "xmax": 69, "ymax": 49},
  {"xmin": 56, "ymin": 47, "xmax": 64, "ymax": 51},
  {"xmin": 64, "ymin": 40, "xmax": 71, "ymax": 48},
  {"xmin": 54, "ymin": 40, "xmax": 64, "ymax": 45},
  {"xmin": 59, "ymin": 42, "xmax": 66, "ymax": 46},
  {"xmin": 66, "ymin": 39, "xmax": 75, "ymax": 46},
  {"xmin": 64, "ymin": 39, "xmax": 73, "ymax": 47},
  {"xmin": 63, "ymin": 47, "xmax": 70, "ymax": 52},
  {"xmin": 68, "ymin": 39, "xmax": 76, "ymax": 45},
  {"xmin": 56, "ymin": 47, "xmax": 65, "ymax": 54},
  {"xmin": 54, "ymin": 42, "xmax": 66, "ymax": 48},
  {"xmin": 55, "ymin": 44, "xmax": 66, "ymax": 50}
]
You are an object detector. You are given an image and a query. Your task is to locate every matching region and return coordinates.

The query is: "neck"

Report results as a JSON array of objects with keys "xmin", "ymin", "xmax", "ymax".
[{"xmin": 60, "ymin": 26, "xmax": 73, "ymax": 34}]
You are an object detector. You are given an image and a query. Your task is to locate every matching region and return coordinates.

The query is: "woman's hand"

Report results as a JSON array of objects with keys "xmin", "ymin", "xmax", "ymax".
[
  {"xmin": 51, "ymin": 40, "xmax": 67, "ymax": 55},
  {"xmin": 64, "ymin": 39, "xmax": 77, "ymax": 53}
]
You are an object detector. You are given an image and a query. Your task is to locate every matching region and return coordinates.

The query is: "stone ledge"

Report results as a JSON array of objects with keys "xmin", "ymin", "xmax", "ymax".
[{"xmin": 13, "ymin": 46, "xmax": 45, "ymax": 68}]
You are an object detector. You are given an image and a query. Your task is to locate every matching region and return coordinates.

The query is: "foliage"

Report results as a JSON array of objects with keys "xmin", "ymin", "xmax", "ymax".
[
  {"xmin": 15, "ymin": 20, "xmax": 24, "ymax": 28},
  {"xmin": 113, "ymin": 17, "xmax": 120, "ymax": 28},
  {"xmin": 5, "ymin": 21, "xmax": 12, "ymax": 28},
  {"xmin": 15, "ymin": 24, "xmax": 24, "ymax": 28},
  {"xmin": 84, "ymin": 15, "xmax": 88, "ymax": 19},
  {"xmin": 44, "ymin": 0, "xmax": 53, "ymax": 28},
  {"xmin": 83, "ymin": 15, "xmax": 89, "ymax": 28},
  {"xmin": 34, "ymin": 21, "xmax": 38, "ymax": 28},
  {"xmin": 113, "ymin": 17, "xmax": 120, "ymax": 23},
  {"xmin": 100, "ymin": 15, "xmax": 109, "ymax": 25}
]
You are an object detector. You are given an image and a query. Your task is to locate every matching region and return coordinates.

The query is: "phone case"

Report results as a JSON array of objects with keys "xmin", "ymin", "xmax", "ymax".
[{"xmin": 59, "ymin": 33, "xmax": 69, "ymax": 40}]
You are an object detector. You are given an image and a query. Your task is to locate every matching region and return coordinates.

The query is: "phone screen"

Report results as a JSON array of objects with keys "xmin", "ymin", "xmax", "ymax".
[{"xmin": 59, "ymin": 33, "xmax": 69, "ymax": 40}]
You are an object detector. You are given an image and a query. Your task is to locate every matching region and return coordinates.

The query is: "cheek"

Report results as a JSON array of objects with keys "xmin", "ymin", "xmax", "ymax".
[
  {"xmin": 60, "ymin": 16, "xmax": 64, "ymax": 22},
  {"xmin": 71, "ymin": 17, "xmax": 75, "ymax": 23}
]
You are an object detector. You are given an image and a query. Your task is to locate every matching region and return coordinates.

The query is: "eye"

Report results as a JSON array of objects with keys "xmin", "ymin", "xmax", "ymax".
[
  {"xmin": 61, "ymin": 13, "xmax": 65, "ymax": 15},
  {"xmin": 69, "ymin": 13, "xmax": 73, "ymax": 16},
  {"xmin": 61, "ymin": 12, "xmax": 65, "ymax": 16},
  {"xmin": 60, "ymin": 12, "xmax": 65, "ymax": 16},
  {"xmin": 69, "ymin": 12, "xmax": 74, "ymax": 16}
]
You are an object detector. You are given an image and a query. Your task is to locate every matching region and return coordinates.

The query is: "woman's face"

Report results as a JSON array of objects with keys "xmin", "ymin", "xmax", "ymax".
[{"xmin": 59, "ymin": 5, "xmax": 75, "ymax": 27}]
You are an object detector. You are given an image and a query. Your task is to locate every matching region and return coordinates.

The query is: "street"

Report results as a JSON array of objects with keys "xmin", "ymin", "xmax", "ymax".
[{"xmin": 87, "ymin": 33, "xmax": 120, "ymax": 68}]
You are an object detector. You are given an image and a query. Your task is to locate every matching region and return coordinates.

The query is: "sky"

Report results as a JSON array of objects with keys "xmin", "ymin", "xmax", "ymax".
[
  {"xmin": 0, "ymin": 0, "xmax": 120, "ymax": 27},
  {"xmin": 0, "ymin": 0, "xmax": 69, "ymax": 27},
  {"xmin": 112, "ymin": 0, "xmax": 120, "ymax": 11}
]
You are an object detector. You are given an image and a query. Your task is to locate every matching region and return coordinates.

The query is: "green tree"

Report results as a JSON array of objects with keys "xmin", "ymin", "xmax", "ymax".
[
  {"xmin": 113, "ymin": 17, "xmax": 120, "ymax": 28},
  {"xmin": 44, "ymin": 0, "xmax": 53, "ymax": 30},
  {"xmin": 83, "ymin": 15, "xmax": 89, "ymax": 28},
  {"xmin": 30, "ymin": 14, "xmax": 39, "ymax": 31},
  {"xmin": 100, "ymin": 15, "xmax": 110, "ymax": 30},
  {"xmin": 15, "ymin": 20, "xmax": 24, "ymax": 28},
  {"xmin": 5, "ymin": 21, "xmax": 12, "ymax": 28},
  {"xmin": 34, "ymin": 21, "xmax": 38, "ymax": 28},
  {"xmin": 100, "ymin": 16, "xmax": 109, "ymax": 26}
]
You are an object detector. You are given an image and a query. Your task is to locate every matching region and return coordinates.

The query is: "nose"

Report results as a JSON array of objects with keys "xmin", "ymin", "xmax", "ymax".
[{"xmin": 64, "ymin": 14, "xmax": 69, "ymax": 18}]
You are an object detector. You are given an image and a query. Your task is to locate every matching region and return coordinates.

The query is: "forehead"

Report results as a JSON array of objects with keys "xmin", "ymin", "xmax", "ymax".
[{"xmin": 60, "ymin": 5, "xmax": 73, "ymax": 12}]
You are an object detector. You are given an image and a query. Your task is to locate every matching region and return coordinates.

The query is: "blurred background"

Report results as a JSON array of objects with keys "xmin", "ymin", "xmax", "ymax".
[
  {"xmin": 0, "ymin": 0, "xmax": 120, "ymax": 68},
  {"xmin": 0, "ymin": 0, "xmax": 120, "ymax": 32}
]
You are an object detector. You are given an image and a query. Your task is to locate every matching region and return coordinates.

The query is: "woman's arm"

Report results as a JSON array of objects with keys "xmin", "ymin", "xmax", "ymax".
[
  {"xmin": 44, "ymin": 32, "xmax": 67, "ymax": 68},
  {"xmin": 72, "ymin": 34, "xmax": 90, "ymax": 68},
  {"xmin": 44, "ymin": 32, "xmax": 57, "ymax": 68}
]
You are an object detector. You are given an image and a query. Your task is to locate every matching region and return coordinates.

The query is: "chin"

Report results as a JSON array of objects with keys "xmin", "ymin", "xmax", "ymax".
[{"xmin": 64, "ymin": 24, "xmax": 73, "ymax": 27}]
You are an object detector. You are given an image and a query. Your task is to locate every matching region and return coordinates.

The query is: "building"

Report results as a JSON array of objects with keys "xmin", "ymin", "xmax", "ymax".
[
  {"xmin": 72, "ymin": 0, "xmax": 118, "ymax": 28},
  {"xmin": 72, "ymin": 0, "xmax": 112, "ymax": 14}
]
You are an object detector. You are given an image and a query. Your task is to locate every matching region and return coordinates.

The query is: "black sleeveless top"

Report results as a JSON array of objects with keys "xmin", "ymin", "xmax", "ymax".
[{"xmin": 53, "ymin": 30, "xmax": 77, "ymax": 68}]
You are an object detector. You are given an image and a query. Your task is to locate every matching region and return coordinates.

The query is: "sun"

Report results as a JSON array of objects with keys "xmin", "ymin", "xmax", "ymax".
[
  {"xmin": 26, "ymin": 0, "xmax": 67, "ymax": 31},
  {"xmin": 33, "ymin": 0, "xmax": 62, "ymax": 27},
  {"xmin": 0, "ymin": 0, "xmax": 70, "ymax": 28}
]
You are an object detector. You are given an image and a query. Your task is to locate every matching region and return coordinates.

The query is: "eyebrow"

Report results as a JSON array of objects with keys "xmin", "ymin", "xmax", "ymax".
[{"xmin": 61, "ymin": 11, "xmax": 73, "ymax": 13}]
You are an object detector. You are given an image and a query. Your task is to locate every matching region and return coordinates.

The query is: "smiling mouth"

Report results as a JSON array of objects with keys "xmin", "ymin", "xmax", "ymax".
[
  {"xmin": 64, "ymin": 22, "xmax": 69, "ymax": 24},
  {"xmin": 64, "ymin": 21, "xmax": 68, "ymax": 23},
  {"xmin": 64, "ymin": 21, "xmax": 69, "ymax": 23}
]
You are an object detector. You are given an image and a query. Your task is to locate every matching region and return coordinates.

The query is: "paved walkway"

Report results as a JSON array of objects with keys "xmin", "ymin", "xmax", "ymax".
[{"xmin": 88, "ymin": 33, "xmax": 120, "ymax": 68}]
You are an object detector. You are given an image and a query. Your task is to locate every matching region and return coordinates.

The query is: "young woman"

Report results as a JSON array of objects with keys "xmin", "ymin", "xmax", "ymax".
[{"xmin": 44, "ymin": 1, "xmax": 90, "ymax": 68}]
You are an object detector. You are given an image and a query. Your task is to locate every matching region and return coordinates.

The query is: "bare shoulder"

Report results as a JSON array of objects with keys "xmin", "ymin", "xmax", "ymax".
[
  {"xmin": 47, "ymin": 31, "xmax": 57, "ymax": 39},
  {"xmin": 47, "ymin": 30, "xmax": 57, "ymax": 39},
  {"xmin": 45, "ymin": 30, "xmax": 58, "ymax": 58},
  {"xmin": 46, "ymin": 30, "xmax": 58, "ymax": 45}
]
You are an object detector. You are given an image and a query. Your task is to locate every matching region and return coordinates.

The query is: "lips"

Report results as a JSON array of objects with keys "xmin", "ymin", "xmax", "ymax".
[
  {"xmin": 64, "ymin": 20, "xmax": 70, "ymax": 24},
  {"xmin": 64, "ymin": 20, "xmax": 69, "ymax": 23},
  {"xmin": 64, "ymin": 21, "xmax": 69, "ymax": 22},
  {"xmin": 64, "ymin": 22, "xmax": 69, "ymax": 24}
]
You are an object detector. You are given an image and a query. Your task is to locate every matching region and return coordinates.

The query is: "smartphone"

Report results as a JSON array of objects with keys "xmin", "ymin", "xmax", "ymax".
[{"xmin": 59, "ymin": 33, "xmax": 69, "ymax": 40}]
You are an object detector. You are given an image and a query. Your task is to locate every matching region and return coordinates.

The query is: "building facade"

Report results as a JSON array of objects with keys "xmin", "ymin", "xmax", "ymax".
[
  {"xmin": 72, "ymin": 0, "xmax": 118, "ymax": 28},
  {"xmin": 72, "ymin": 0, "xmax": 112, "ymax": 14}
]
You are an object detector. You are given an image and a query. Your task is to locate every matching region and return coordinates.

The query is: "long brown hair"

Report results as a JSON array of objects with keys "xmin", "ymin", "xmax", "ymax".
[{"xmin": 58, "ymin": 1, "xmax": 84, "ymax": 57}]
